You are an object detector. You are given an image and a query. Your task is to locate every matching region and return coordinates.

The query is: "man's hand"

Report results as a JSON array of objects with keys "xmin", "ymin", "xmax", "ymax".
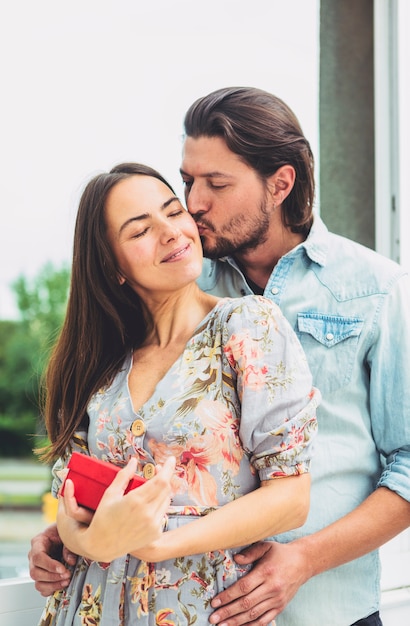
[
  {"xmin": 28, "ymin": 524, "xmax": 77, "ymax": 597},
  {"xmin": 209, "ymin": 540, "xmax": 308, "ymax": 625},
  {"xmin": 208, "ymin": 489, "xmax": 410, "ymax": 625}
]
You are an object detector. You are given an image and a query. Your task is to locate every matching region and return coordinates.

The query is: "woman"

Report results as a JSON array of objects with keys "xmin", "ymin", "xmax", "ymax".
[{"xmin": 38, "ymin": 162, "xmax": 319, "ymax": 625}]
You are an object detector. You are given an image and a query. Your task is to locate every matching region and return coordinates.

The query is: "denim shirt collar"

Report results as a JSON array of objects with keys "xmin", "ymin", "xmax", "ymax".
[{"xmin": 301, "ymin": 213, "xmax": 329, "ymax": 267}]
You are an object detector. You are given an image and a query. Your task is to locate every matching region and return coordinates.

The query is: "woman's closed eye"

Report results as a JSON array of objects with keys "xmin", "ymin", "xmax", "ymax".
[
  {"xmin": 131, "ymin": 227, "xmax": 149, "ymax": 239},
  {"xmin": 130, "ymin": 210, "xmax": 184, "ymax": 238},
  {"xmin": 168, "ymin": 209, "xmax": 185, "ymax": 218}
]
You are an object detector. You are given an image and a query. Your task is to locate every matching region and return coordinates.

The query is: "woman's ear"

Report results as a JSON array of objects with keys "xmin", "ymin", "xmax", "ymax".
[
  {"xmin": 267, "ymin": 165, "xmax": 296, "ymax": 205},
  {"xmin": 117, "ymin": 272, "xmax": 126, "ymax": 285}
]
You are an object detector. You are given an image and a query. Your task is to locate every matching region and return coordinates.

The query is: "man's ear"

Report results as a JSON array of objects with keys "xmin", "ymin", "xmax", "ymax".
[{"xmin": 267, "ymin": 165, "xmax": 296, "ymax": 205}]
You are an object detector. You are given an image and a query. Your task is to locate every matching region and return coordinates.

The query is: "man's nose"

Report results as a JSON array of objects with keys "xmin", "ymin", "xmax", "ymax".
[{"xmin": 185, "ymin": 183, "xmax": 209, "ymax": 215}]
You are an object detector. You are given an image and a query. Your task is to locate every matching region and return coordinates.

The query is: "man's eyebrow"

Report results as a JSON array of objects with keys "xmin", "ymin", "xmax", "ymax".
[
  {"xmin": 179, "ymin": 168, "xmax": 233, "ymax": 179},
  {"xmin": 118, "ymin": 196, "xmax": 179, "ymax": 235}
]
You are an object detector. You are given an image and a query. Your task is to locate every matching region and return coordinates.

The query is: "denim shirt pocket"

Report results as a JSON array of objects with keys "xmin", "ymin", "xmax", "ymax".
[{"xmin": 297, "ymin": 313, "xmax": 364, "ymax": 394}]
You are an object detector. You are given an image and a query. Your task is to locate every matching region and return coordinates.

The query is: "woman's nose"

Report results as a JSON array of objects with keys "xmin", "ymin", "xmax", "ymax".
[{"xmin": 161, "ymin": 222, "xmax": 181, "ymax": 243}]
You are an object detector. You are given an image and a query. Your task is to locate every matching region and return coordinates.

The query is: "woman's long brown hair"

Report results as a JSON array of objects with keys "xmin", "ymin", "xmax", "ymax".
[{"xmin": 38, "ymin": 163, "xmax": 176, "ymax": 462}]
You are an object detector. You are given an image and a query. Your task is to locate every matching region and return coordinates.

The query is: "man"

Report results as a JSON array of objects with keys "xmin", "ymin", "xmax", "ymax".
[{"xmin": 29, "ymin": 87, "xmax": 410, "ymax": 625}]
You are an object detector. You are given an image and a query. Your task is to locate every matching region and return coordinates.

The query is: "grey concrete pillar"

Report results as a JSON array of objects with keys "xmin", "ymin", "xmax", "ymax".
[{"xmin": 319, "ymin": 0, "xmax": 375, "ymax": 248}]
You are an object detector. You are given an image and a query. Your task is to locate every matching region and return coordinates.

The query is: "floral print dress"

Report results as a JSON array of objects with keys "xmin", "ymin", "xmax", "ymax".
[{"xmin": 39, "ymin": 295, "xmax": 319, "ymax": 626}]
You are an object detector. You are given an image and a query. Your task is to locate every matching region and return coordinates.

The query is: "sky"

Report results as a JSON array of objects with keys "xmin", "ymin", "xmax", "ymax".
[{"xmin": 0, "ymin": 0, "xmax": 319, "ymax": 320}]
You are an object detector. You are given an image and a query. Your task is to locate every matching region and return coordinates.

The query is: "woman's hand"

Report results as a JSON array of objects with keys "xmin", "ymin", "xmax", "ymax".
[
  {"xmin": 58, "ymin": 455, "xmax": 176, "ymax": 563},
  {"xmin": 61, "ymin": 477, "xmax": 94, "ymax": 525},
  {"xmin": 130, "ymin": 536, "xmax": 164, "ymax": 563}
]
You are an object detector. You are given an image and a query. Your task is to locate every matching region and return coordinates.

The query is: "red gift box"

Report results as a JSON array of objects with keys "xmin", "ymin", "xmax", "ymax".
[{"xmin": 61, "ymin": 452, "xmax": 146, "ymax": 511}]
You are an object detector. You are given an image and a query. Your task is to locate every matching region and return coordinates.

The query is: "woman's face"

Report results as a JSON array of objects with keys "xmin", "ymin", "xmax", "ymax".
[{"xmin": 105, "ymin": 175, "xmax": 203, "ymax": 300}]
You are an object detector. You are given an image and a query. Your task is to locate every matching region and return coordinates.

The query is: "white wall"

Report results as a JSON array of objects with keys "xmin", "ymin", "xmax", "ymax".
[
  {"xmin": 397, "ymin": 0, "xmax": 410, "ymax": 271},
  {"xmin": 375, "ymin": 0, "xmax": 410, "ymax": 270}
]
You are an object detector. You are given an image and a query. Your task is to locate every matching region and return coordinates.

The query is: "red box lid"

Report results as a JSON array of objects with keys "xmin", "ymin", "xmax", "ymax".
[{"xmin": 61, "ymin": 452, "xmax": 146, "ymax": 511}]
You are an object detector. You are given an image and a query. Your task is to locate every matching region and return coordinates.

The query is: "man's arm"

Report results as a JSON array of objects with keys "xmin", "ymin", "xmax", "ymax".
[
  {"xmin": 28, "ymin": 524, "xmax": 76, "ymax": 597},
  {"xmin": 209, "ymin": 487, "xmax": 410, "ymax": 625}
]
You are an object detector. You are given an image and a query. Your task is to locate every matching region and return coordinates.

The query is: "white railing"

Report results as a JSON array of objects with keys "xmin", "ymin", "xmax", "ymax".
[
  {"xmin": 1, "ymin": 575, "xmax": 409, "ymax": 626},
  {"xmin": 0, "ymin": 577, "xmax": 44, "ymax": 626}
]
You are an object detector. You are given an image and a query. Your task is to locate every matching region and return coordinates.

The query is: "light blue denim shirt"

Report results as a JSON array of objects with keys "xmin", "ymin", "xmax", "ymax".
[{"xmin": 197, "ymin": 215, "xmax": 410, "ymax": 626}]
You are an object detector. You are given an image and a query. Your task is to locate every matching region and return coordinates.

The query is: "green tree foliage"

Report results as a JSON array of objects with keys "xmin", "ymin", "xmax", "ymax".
[{"xmin": 0, "ymin": 262, "xmax": 70, "ymax": 456}]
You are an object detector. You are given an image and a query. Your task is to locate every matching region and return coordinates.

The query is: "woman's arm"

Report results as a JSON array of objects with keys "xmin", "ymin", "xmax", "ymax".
[
  {"xmin": 57, "ymin": 456, "xmax": 175, "ymax": 563},
  {"xmin": 132, "ymin": 473, "xmax": 310, "ymax": 563}
]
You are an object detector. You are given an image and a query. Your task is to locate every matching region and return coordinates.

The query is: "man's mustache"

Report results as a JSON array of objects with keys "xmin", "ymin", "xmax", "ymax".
[{"xmin": 193, "ymin": 217, "xmax": 215, "ymax": 232}]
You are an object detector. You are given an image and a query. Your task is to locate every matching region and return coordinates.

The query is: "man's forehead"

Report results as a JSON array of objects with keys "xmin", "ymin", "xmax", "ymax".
[{"xmin": 180, "ymin": 136, "xmax": 243, "ymax": 175}]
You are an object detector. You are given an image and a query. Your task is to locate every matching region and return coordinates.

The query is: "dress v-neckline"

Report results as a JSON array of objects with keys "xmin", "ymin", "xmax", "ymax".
[{"xmin": 126, "ymin": 298, "xmax": 229, "ymax": 415}]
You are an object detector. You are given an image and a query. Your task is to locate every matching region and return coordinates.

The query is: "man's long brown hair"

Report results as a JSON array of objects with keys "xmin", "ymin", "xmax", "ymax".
[
  {"xmin": 183, "ymin": 86, "xmax": 315, "ymax": 236},
  {"xmin": 39, "ymin": 163, "xmax": 176, "ymax": 462}
]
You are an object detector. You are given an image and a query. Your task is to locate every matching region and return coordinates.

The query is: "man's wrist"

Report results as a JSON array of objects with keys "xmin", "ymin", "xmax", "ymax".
[{"xmin": 292, "ymin": 535, "xmax": 320, "ymax": 581}]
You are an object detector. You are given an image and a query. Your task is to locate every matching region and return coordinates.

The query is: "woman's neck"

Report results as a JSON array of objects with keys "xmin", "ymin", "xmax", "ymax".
[{"xmin": 142, "ymin": 284, "xmax": 219, "ymax": 349}]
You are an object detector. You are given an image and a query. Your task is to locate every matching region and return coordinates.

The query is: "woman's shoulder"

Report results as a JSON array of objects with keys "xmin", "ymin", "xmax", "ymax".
[
  {"xmin": 210, "ymin": 295, "xmax": 286, "ymax": 334},
  {"xmin": 216, "ymin": 294, "xmax": 283, "ymax": 320}
]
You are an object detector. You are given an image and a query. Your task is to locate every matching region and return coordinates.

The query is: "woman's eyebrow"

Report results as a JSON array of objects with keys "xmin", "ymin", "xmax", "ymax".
[{"xmin": 118, "ymin": 196, "xmax": 180, "ymax": 235}]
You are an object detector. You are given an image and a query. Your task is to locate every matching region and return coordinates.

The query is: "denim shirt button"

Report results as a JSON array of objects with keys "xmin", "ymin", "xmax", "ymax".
[
  {"xmin": 326, "ymin": 332, "xmax": 334, "ymax": 341},
  {"xmin": 271, "ymin": 287, "xmax": 279, "ymax": 295}
]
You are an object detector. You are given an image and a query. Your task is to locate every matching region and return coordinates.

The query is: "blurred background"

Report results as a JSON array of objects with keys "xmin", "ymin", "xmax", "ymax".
[{"xmin": 0, "ymin": 2, "xmax": 409, "ymax": 622}]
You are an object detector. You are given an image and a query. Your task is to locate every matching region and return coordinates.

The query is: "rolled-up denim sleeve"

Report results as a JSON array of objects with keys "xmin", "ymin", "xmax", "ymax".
[{"xmin": 370, "ymin": 273, "xmax": 410, "ymax": 501}]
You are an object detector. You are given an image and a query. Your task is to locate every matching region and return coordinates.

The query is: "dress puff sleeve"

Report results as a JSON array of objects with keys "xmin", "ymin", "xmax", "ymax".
[
  {"xmin": 50, "ymin": 430, "xmax": 89, "ymax": 499},
  {"xmin": 221, "ymin": 295, "xmax": 320, "ymax": 481}
]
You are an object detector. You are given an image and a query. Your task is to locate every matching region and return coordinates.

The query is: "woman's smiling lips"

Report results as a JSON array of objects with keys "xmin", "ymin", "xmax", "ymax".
[{"xmin": 161, "ymin": 243, "xmax": 191, "ymax": 263}]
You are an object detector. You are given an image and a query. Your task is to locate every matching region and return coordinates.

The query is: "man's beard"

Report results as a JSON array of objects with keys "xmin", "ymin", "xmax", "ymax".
[{"xmin": 199, "ymin": 200, "xmax": 272, "ymax": 259}]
